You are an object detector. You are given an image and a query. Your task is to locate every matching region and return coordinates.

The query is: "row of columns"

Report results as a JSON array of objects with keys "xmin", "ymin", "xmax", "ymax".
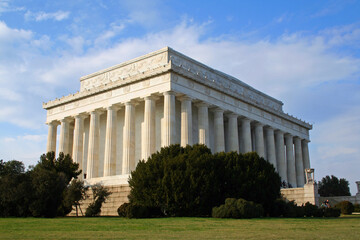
[{"xmin": 46, "ymin": 91, "xmax": 310, "ymax": 187}]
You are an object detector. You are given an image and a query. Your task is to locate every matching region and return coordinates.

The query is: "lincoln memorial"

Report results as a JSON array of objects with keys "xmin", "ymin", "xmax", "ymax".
[{"xmin": 43, "ymin": 47, "xmax": 312, "ymax": 194}]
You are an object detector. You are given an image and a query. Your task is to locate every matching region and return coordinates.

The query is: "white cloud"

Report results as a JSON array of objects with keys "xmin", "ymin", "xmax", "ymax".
[
  {"xmin": 120, "ymin": 0, "xmax": 165, "ymax": 27},
  {"xmin": 0, "ymin": 0, "xmax": 24, "ymax": 15},
  {"xmin": 0, "ymin": 88, "xmax": 23, "ymax": 102},
  {"xmin": 25, "ymin": 10, "xmax": 70, "ymax": 22},
  {"xmin": 0, "ymin": 135, "xmax": 47, "ymax": 166},
  {"xmin": 94, "ymin": 23, "xmax": 126, "ymax": 47}
]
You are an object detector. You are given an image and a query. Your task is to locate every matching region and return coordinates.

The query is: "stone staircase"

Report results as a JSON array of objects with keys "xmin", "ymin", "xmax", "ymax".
[{"xmin": 69, "ymin": 184, "xmax": 131, "ymax": 216}]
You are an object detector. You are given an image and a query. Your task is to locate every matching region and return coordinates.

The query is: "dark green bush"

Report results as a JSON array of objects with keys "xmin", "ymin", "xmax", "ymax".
[
  {"xmin": 323, "ymin": 207, "xmax": 341, "ymax": 217},
  {"xmin": 303, "ymin": 202, "xmax": 319, "ymax": 217},
  {"xmin": 0, "ymin": 160, "xmax": 32, "ymax": 217},
  {"xmin": 118, "ymin": 203, "xmax": 131, "ymax": 217},
  {"xmin": 129, "ymin": 144, "xmax": 280, "ymax": 217},
  {"xmin": 334, "ymin": 201, "xmax": 354, "ymax": 215},
  {"xmin": 85, "ymin": 184, "xmax": 111, "ymax": 217},
  {"xmin": 117, "ymin": 202, "xmax": 163, "ymax": 218},
  {"xmin": 269, "ymin": 200, "xmax": 328, "ymax": 218},
  {"xmin": 269, "ymin": 199, "xmax": 287, "ymax": 217},
  {"xmin": 212, "ymin": 198, "xmax": 263, "ymax": 219},
  {"xmin": 30, "ymin": 152, "xmax": 81, "ymax": 217},
  {"xmin": 353, "ymin": 204, "xmax": 360, "ymax": 212}
]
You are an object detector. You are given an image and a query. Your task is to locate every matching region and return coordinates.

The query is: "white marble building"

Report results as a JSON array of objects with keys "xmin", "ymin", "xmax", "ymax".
[{"xmin": 43, "ymin": 47, "xmax": 312, "ymax": 188}]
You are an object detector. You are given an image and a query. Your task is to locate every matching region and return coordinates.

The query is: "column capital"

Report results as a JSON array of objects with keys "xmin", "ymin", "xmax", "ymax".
[
  {"xmin": 46, "ymin": 120, "xmax": 60, "ymax": 126},
  {"xmin": 212, "ymin": 108, "xmax": 224, "ymax": 114},
  {"xmin": 123, "ymin": 100, "xmax": 138, "ymax": 107},
  {"xmin": 195, "ymin": 101, "xmax": 210, "ymax": 108},
  {"xmin": 254, "ymin": 122, "xmax": 264, "ymax": 127},
  {"xmin": 73, "ymin": 113, "xmax": 88, "ymax": 120},
  {"xmin": 284, "ymin": 133, "xmax": 293, "ymax": 138},
  {"xmin": 88, "ymin": 108, "xmax": 105, "ymax": 115},
  {"xmin": 240, "ymin": 117, "xmax": 251, "ymax": 123},
  {"xmin": 293, "ymin": 136, "xmax": 302, "ymax": 141},
  {"xmin": 144, "ymin": 95, "xmax": 160, "ymax": 101},
  {"xmin": 60, "ymin": 117, "xmax": 73, "ymax": 123},
  {"xmin": 163, "ymin": 91, "xmax": 176, "ymax": 96},
  {"xmin": 106, "ymin": 104, "xmax": 121, "ymax": 111},
  {"xmin": 226, "ymin": 113, "xmax": 238, "ymax": 118},
  {"xmin": 301, "ymin": 138, "xmax": 310, "ymax": 143},
  {"xmin": 177, "ymin": 95, "xmax": 193, "ymax": 102},
  {"xmin": 275, "ymin": 129, "xmax": 284, "ymax": 135}
]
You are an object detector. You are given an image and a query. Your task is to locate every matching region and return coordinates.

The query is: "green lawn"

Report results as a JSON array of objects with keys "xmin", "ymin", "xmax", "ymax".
[{"xmin": 0, "ymin": 215, "xmax": 359, "ymax": 240}]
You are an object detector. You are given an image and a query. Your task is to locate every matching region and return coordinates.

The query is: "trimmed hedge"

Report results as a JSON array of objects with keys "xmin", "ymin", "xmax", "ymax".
[
  {"xmin": 269, "ymin": 199, "xmax": 340, "ymax": 218},
  {"xmin": 117, "ymin": 203, "xmax": 163, "ymax": 218},
  {"xmin": 334, "ymin": 201, "xmax": 354, "ymax": 215},
  {"xmin": 323, "ymin": 207, "xmax": 341, "ymax": 217},
  {"xmin": 212, "ymin": 198, "xmax": 264, "ymax": 219},
  {"xmin": 354, "ymin": 204, "xmax": 360, "ymax": 212}
]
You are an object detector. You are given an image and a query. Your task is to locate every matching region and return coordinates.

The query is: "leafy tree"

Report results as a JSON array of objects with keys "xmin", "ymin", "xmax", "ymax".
[
  {"xmin": 85, "ymin": 184, "xmax": 111, "ymax": 217},
  {"xmin": 0, "ymin": 160, "xmax": 32, "ymax": 217},
  {"xmin": 29, "ymin": 152, "xmax": 81, "ymax": 217},
  {"xmin": 318, "ymin": 175, "xmax": 351, "ymax": 197},
  {"xmin": 61, "ymin": 179, "xmax": 89, "ymax": 217},
  {"xmin": 128, "ymin": 144, "xmax": 281, "ymax": 217}
]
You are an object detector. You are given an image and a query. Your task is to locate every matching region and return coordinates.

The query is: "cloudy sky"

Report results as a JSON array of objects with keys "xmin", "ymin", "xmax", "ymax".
[{"xmin": 0, "ymin": 0, "xmax": 359, "ymax": 193}]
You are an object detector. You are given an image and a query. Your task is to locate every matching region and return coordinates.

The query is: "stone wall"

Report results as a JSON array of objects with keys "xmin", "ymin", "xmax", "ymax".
[
  {"xmin": 281, "ymin": 183, "xmax": 319, "ymax": 206},
  {"xmin": 319, "ymin": 195, "xmax": 360, "ymax": 207},
  {"xmin": 69, "ymin": 185, "xmax": 130, "ymax": 216}
]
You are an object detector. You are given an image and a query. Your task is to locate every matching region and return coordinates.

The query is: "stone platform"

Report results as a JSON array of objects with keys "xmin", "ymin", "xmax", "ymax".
[{"xmin": 69, "ymin": 184, "xmax": 130, "ymax": 216}]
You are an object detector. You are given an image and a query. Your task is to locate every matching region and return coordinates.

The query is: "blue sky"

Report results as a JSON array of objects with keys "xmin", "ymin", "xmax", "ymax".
[{"xmin": 0, "ymin": 0, "xmax": 359, "ymax": 193}]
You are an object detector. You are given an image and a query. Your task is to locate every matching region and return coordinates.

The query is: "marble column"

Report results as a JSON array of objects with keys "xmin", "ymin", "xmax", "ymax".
[
  {"xmin": 87, "ymin": 110, "xmax": 100, "ymax": 179},
  {"xmin": 214, "ymin": 109, "xmax": 225, "ymax": 153},
  {"xmin": 302, "ymin": 140, "xmax": 311, "ymax": 170},
  {"xmin": 240, "ymin": 118, "xmax": 252, "ymax": 153},
  {"xmin": 59, "ymin": 118, "xmax": 70, "ymax": 155},
  {"xmin": 180, "ymin": 96, "xmax": 193, "ymax": 147},
  {"xmin": 294, "ymin": 137, "xmax": 305, "ymax": 187},
  {"xmin": 275, "ymin": 130, "xmax": 287, "ymax": 183},
  {"xmin": 163, "ymin": 91, "xmax": 176, "ymax": 147},
  {"xmin": 227, "ymin": 114, "xmax": 239, "ymax": 152},
  {"xmin": 265, "ymin": 127, "xmax": 277, "ymax": 169},
  {"xmin": 142, "ymin": 96, "xmax": 156, "ymax": 160},
  {"xmin": 68, "ymin": 123, "xmax": 74, "ymax": 157},
  {"xmin": 46, "ymin": 121, "xmax": 58, "ymax": 153},
  {"xmin": 122, "ymin": 101, "xmax": 136, "ymax": 174},
  {"xmin": 285, "ymin": 134, "xmax": 297, "ymax": 187},
  {"xmin": 254, "ymin": 123, "xmax": 265, "ymax": 158},
  {"xmin": 294, "ymin": 137, "xmax": 305, "ymax": 186},
  {"xmin": 104, "ymin": 106, "xmax": 118, "ymax": 176},
  {"xmin": 197, "ymin": 103, "xmax": 210, "ymax": 146},
  {"xmin": 72, "ymin": 115, "xmax": 85, "ymax": 176}
]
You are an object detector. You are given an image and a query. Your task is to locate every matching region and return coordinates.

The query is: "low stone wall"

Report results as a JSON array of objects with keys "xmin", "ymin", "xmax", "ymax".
[
  {"xmin": 69, "ymin": 184, "xmax": 131, "ymax": 216},
  {"xmin": 281, "ymin": 183, "xmax": 319, "ymax": 206},
  {"xmin": 319, "ymin": 195, "xmax": 360, "ymax": 207}
]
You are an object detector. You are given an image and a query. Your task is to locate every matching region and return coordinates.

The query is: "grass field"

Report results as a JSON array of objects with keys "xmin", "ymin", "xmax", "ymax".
[{"xmin": 0, "ymin": 215, "xmax": 359, "ymax": 240}]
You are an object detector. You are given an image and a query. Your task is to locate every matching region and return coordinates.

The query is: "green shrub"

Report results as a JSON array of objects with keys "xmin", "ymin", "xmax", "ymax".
[
  {"xmin": 129, "ymin": 144, "xmax": 280, "ymax": 217},
  {"xmin": 323, "ymin": 207, "xmax": 341, "ymax": 217},
  {"xmin": 353, "ymin": 204, "xmax": 360, "ymax": 212},
  {"xmin": 212, "ymin": 198, "xmax": 263, "ymax": 219},
  {"xmin": 270, "ymin": 200, "xmax": 326, "ymax": 218},
  {"xmin": 334, "ymin": 201, "xmax": 354, "ymax": 215},
  {"xmin": 117, "ymin": 203, "xmax": 164, "ymax": 218},
  {"xmin": 118, "ymin": 203, "xmax": 131, "ymax": 217},
  {"xmin": 303, "ymin": 202, "xmax": 319, "ymax": 217},
  {"xmin": 85, "ymin": 184, "xmax": 111, "ymax": 217},
  {"xmin": 269, "ymin": 199, "xmax": 287, "ymax": 217}
]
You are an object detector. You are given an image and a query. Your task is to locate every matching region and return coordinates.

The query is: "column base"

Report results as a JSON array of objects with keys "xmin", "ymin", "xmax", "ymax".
[{"xmin": 84, "ymin": 174, "xmax": 130, "ymax": 186}]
